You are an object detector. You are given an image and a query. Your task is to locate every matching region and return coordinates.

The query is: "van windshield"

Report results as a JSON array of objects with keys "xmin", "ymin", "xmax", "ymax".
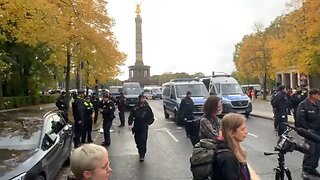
[
  {"xmin": 221, "ymin": 83, "xmax": 243, "ymax": 95},
  {"xmin": 176, "ymin": 84, "xmax": 208, "ymax": 98},
  {"xmin": 152, "ymin": 88, "xmax": 162, "ymax": 94},
  {"xmin": 123, "ymin": 87, "xmax": 141, "ymax": 95}
]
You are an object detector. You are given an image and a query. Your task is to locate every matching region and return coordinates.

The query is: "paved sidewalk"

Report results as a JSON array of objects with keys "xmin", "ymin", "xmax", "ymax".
[{"xmin": 250, "ymin": 99, "xmax": 295, "ymax": 124}]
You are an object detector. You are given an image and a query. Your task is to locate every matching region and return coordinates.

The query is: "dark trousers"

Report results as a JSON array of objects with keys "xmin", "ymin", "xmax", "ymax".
[
  {"xmin": 275, "ymin": 113, "xmax": 288, "ymax": 136},
  {"xmin": 73, "ymin": 122, "xmax": 82, "ymax": 147},
  {"xmin": 119, "ymin": 110, "xmax": 125, "ymax": 125},
  {"xmin": 94, "ymin": 109, "xmax": 99, "ymax": 124},
  {"xmin": 134, "ymin": 126, "xmax": 148, "ymax": 156},
  {"xmin": 81, "ymin": 119, "xmax": 93, "ymax": 143},
  {"xmin": 189, "ymin": 120, "xmax": 200, "ymax": 146},
  {"xmin": 303, "ymin": 138, "xmax": 320, "ymax": 172},
  {"xmin": 103, "ymin": 119, "xmax": 113, "ymax": 145}
]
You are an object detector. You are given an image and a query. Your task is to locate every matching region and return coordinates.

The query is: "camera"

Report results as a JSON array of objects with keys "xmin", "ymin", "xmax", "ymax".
[{"xmin": 276, "ymin": 133, "xmax": 310, "ymax": 154}]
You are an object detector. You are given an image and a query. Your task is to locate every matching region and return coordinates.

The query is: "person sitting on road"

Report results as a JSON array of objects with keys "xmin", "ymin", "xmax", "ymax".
[
  {"xmin": 69, "ymin": 143, "xmax": 112, "ymax": 180},
  {"xmin": 213, "ymin": 113, "xmax": 252, "ymax": 180},
  {"xmin": 199, "ymin": 95, "xmax": 222, "ymax": 140}
]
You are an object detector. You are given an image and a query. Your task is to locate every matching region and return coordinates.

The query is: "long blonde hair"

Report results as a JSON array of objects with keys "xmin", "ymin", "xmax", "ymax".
[{"xmin": 221, "ymin": 113, "xmax": 247, "ymax": 162}]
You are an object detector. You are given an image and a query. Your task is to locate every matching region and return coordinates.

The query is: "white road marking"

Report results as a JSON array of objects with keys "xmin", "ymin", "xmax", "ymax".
[
  {"xmin": 248, "ymin": 133, "xmax": 258, "ymax": 138},
  {"xmin": 164, "ymin": 128, "xmax": 179, "ymax": 142}
]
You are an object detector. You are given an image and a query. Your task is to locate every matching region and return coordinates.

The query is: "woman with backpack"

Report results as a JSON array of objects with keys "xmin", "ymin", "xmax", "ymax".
[
  {"xmin": 213, "ymin": 113, "xmax": 252, "ymax": 180},
  {"xmin": 199, "ymin": 95, "xmax": 222, "ymax": 140}
]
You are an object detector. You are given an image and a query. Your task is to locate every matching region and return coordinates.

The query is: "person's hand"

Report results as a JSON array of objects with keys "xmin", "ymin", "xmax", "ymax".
[{"xmin": 128, "ymin": 125, "xmax": 133, "ymax": 131}]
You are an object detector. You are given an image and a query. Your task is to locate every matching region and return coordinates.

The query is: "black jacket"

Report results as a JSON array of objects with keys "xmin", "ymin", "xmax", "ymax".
[
  {"xmin": 90, "ymin": 96, "xmax": 100, "ymax": 111},
  {"xmin": 272, "ymin": 91, "xmax": 289, "ymax": 114},
  {"xmin": 116, "ymin": 96, "xmax": 126, "ymax": 111},
  {"xmin": 213, "ymin": 140, "xmax": 251, "ymax": 180},
  {"xmin": 56, "ymin": 95, "xmax": 68, "ymax": 112},
  {"xmin": 290, "ymin": 90, "xmax": 307, "ymax": 109},
  {"xmin": 296, "ymin": 99, "xmax": 320, "ymax": 133},
  {"xmin": 100, "ymin": 100, "xmax": 115, "ymax": 119},
  {"xmin": 128, "ymin": 102, "xmax": 154, "ymax": 128},
  {"xmin": 180, "ymin": 97, "xmax": 194, "ymax": 120},
  {"xmin": 72, "ymin": 96, "xmax": 85, "ymax": 124}
]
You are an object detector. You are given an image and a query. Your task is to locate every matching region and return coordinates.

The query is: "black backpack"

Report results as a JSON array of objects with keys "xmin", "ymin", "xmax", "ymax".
[{"xmin": 190, "ymin": 139, "xmax": 230, "ymax": 179}]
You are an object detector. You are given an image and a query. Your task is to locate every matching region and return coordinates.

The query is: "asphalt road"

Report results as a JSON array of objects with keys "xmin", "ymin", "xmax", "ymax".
[{"xmin": 56, "ymin": 100, "xmax": 320, "ymax": 180}]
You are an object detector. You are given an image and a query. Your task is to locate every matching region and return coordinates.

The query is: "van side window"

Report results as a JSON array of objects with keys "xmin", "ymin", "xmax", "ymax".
[
  {"xmin": 170, "ymin": 85, "xmax": 176, "ymax": 98},
  {"xmin": 163, "ymin": 85, "xmax": 170, "ymax": 97}
]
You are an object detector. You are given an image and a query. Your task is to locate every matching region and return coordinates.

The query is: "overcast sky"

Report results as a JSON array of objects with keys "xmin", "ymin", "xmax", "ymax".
[{"xmin": 107, "ymin": 0, "xmax": 289, "ymax": 81}]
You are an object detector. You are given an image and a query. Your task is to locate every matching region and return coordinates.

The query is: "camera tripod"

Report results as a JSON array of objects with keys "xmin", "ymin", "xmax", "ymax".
[{"xmin": 264, "ymin": 150, "xmax": 292, "ymax": 180}]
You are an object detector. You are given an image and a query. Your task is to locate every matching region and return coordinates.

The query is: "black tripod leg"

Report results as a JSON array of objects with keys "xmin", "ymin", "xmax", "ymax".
[
  {"xmin": 275, "ymin": 168, "xmax": 280, "ymax": 180},
  {"xmin": 284, "ymin": 168, "xmax": 292, "ymax": 180}
]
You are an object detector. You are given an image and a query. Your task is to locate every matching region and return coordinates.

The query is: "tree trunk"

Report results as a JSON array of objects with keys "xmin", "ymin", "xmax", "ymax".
[
  {"xmin": 263, "ymin": 71, "xmax": 267, "ymax": 100},
  {"xmin": 65, "ymin": 47, "xmax": 72, "ymax": 110},
  {"xmin": 95, "ymin": 79, "xmax": 99, "ymax": 96},
  {"xmin": 0, "ymin": 80, "xmax": 4, "ymax": 110}
]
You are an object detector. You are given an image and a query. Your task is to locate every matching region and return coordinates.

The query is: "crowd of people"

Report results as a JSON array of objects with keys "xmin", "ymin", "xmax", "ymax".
[{"xmin": 55, "ymin": 84, "xmax": 319, "ymax": 180}]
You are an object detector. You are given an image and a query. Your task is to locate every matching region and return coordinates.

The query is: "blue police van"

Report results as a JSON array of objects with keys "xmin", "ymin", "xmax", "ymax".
[
  {"xmin": 200, "ymin": 72, "xmax": 252, "ymax": 117},
  {"xmin": 162, "ymin": 78, "xmax": 209, "ymax": 125}
]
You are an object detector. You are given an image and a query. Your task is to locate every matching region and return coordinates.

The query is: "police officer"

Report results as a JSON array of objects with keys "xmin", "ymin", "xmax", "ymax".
[
  {"xmin": 100, "ymin": 94, "xmax": 115, "ymax": 147},
  {"xmin": 179, "ymin": 91, "xmax": 194, "ymax": 138},
  {"xmin": 81, "ymin": 96, "xmax": 94, "ymax": 143},
  {"xmin": 72, "ymin": 89, "xmax": 85, "ymax": 148},
  {"xmin": 290, "ymin": 86, "xmax": 308, "ymax": 125},
  {"xmin": 91, "ymin": 93, "xmax": 100, "ymax": 124},
  {"xmin": 296, "ymin": 89, "xmax": 320, "ymax": 178},
  {"xmin": 116, "ymin": 92, "xmax": 126, "ymax": 127},
  {"xmin": 271, "ymin": 85, "xmax": 289, "ymax": 136},
  {"xmin": 128, "ymin": 94, "xmax": 154, "ymax": 162},
  {"xmin": 55, "ymin": 91, "xmax": 69, "ymax": 122}
]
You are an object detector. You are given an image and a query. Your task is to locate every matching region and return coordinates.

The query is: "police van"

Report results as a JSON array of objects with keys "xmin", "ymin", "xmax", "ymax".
[
  {"xmin": 123, "ymin": 82, "xmax": 142, "ymax": 107},
  {"xmin": 200, "ymin": 72, "xmax": 252, "ymax": 117},
  {"xmin": 143, "ymin": 86, "xmax": 162, "ymax": 99},
  {"xmin": 162, "ymin": 78, "xmax": 209, "ymax": 125}
]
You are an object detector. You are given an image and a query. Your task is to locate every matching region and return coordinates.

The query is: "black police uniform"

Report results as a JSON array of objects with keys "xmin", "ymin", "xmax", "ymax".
[
  {"xmin": 101, "ymin": 99, "xmax": 115, "ymax": 146},
  {"xmin": 128, "ymin": 101, "xmax": 154, "ymax": 159},
  {"xmin": 290, "ymin": 89, "xmax": 307, "ymax": 126},
  {"xmin": 91, "ymin": 95, "xmax": 100, "ymax": 124},
  {"xmin": 297, "ymin": 98, "xmax": 320, "ymax": 176},
  {"xmin": 81, "ymin": 100, "xmax": 94, "ymax": 143},
  {"xmin": 116, "ymin": 95, "xmax": 126, "ymax": 127},
  {"xmin": 72, "ymin": 95, "xmax": 85, "ymax": 148},
  {"xmin": 272, "ymin": 90, "xmax": 289, "ymax": 136},
  {"xmin": 55, "ymin": 94, "xmax": 69, "ymax": 122},
  {"xmin": 179, "ymin": 96, "xmax": 194, "ymax": 137}
]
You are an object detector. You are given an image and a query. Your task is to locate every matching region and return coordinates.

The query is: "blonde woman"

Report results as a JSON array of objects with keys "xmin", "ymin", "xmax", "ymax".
[
  {"xmin": 69, "ymin": 144, "xmax": 112, "ymax": 180},
  {"xmin": 213, "ymin": 113, "xmax": 252, "ymax": 180}
]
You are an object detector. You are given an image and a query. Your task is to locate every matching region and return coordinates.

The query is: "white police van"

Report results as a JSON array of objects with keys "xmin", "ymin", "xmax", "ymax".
[
  {"xmin": 200, "ymin": 72, "xmax": 252, "ymax": 117},
  {"xmin": 123, "ymin": 82, "xmax": 142, "ymax": 107},
  {"xmin": 162, "ymin": 78, "xmax": 209, "ymax": 125}
]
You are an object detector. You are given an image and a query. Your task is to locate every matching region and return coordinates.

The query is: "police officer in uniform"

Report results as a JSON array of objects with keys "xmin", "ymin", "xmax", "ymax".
[
  {"xmin": 271, "ymin": 85, "xmax": 289, "ymax": 136},
  {"xmin": 296, "ymin": 89, "xmax": 320, "ymax": 178},
  {"xmin": 91, "ymin": 93, "xmax": 100, "ymax": 124},
  {"xmin": 55, "ymin": 91, "xmax": 69, "ymax": 122},
  {"xmin": 72, "ymin": 89, "xmax": 85, "ymax": 148},
  {"xmin": 128, "ymin": 94, "xmax": 154, "ymax": 162},
  {"xmin": 100, "ymin": 94, "xmax": 115, "ymax": 147},
  {"xmin": 116, "ymin": 92, "xmax": 126, "ymax": 127},
  {"xmin": 179, "ymin": 91, "xmax": 194, "ymax": 138},
  {"xmin": 290, "ymin": 86, "xmax": 308, "ymax": 126},
  {"xmin": 81, "ymin": 96, "xmax": 94, "ymax": 143}
]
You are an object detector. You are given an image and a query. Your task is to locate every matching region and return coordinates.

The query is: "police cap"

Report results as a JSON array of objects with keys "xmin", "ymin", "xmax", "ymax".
[{"xmin": 138, "ymin": 94, "xmax": 145, "ymax": 100}]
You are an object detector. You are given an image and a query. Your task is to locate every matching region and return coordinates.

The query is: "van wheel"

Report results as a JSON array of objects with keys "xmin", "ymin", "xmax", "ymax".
[
  {"xmin": 164, "ymin": 107, "xmax": 169, "ymax": 119},
  {"xmin": 245, "ymin": 112, "xmax": 250, "ymax": 118}
]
